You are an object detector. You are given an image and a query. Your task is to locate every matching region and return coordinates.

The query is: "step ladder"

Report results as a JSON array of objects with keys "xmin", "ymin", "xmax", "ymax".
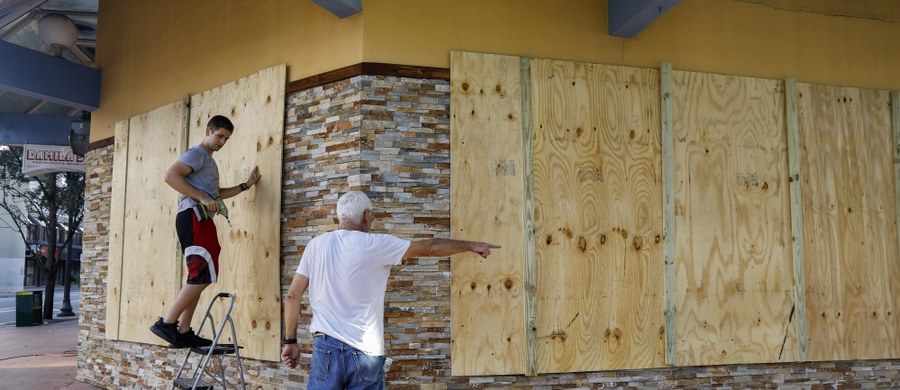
[{"xmin": 171, "ymin": 292, "xmax": 246, "ymax": 390}]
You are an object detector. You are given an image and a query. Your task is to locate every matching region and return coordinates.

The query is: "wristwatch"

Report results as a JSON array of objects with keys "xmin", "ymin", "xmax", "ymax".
[{"xmin": 283, "ymin": 338, "xmax": 297, "ymax": 345}]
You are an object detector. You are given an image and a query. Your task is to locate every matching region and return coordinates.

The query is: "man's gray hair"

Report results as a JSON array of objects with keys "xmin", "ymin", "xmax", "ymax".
[{"xmin": 336, "ymin": 191, "xmax": 372, "ymax": 224}]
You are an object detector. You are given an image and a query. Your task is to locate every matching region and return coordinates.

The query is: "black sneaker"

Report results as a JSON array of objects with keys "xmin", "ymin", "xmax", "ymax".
[
  {"xmin": 178, "ymin": 328, "xmax": 213, "ymax": 347},
  {"xmin": 150, "ymin": 318, "xmax": 186, "ymax": 348}
]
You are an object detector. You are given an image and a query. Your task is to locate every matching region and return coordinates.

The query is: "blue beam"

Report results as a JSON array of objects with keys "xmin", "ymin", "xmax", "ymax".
[
  {"xmin": 311, "ymin": 0, "xmax": 361, "ymax": 19},
  {"xmin": 0, "ymin": 113, "xmax": 73, "ymax": 146},
  {"xmin": 0, "ymin": 40, "xmax": 101, "ymax": 111},
  {"xmin": 608, "ymin": 0, "xmax": 681, "ymax": 38}
]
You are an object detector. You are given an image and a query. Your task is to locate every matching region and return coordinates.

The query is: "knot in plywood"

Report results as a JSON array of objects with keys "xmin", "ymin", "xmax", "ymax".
[{"xmin": 633, "ymin": 236, "xmax": 644, "ymax": 250}]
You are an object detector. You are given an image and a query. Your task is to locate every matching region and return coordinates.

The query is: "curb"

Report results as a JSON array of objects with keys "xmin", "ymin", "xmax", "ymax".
[{"xmin": 1, "ymin": 314, "xmax": 79, "ymax": 327}]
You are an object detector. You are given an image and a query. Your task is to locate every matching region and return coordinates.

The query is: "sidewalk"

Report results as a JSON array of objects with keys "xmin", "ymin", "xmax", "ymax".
[{"xmin": 0, "ymin": 316, "xmax": 102, "ymax": 390}]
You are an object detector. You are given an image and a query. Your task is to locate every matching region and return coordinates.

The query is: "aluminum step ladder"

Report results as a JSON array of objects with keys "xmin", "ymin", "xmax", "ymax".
[{"xmin": 171, "ymin": 292, "xmax": 246, "ymax": 390}]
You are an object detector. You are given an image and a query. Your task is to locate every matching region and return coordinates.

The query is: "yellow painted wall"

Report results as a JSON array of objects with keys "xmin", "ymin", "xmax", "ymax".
[
  {"xmin": 92, "ymin": 0, "xmax": 900, "ymax": 141},
  {"xmin": 362, "ymin": 0, "xmax": 615, "ymax": 69},
  {"xmin": 362, "ymin": 0, "xmax": 900, "ymax": 88},
  {"xmin": 92, "ymin": 0, "xmax": 362, "ymax": 141}
]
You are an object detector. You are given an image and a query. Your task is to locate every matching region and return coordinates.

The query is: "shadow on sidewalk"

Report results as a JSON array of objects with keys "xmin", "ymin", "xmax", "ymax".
[{"xmin": 0, "ymin": 317, "xmax": 103, "ymax": 390}]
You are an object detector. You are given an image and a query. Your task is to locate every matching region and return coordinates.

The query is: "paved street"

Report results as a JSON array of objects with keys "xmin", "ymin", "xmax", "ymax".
[
  {"xmin": 0, "ymin": 288, "xmax": 80, "ymax": 324},
  {"xmin": 0, "ymin": 286, "xmax": 100, "ymax": 389}
]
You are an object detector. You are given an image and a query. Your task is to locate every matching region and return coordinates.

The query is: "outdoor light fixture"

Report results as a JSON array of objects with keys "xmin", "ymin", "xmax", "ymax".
[{"xmin": 38, "ymin": 13, "xmax": 78, "ymax": 56}]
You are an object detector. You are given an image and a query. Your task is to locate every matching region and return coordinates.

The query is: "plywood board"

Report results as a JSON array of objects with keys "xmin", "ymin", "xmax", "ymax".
[
  {"xmin": 660, "ymin": 62, "xmax": 678, "ymax": 365},
  {"xmin": 104, "ymin": 119, "xmax": 129, "ymax": 340},
  {"xmin": 519, "ymin": 57, "xmax": 539, "ymax": 377},
  {"xmin": 784, "ymin": 78, "xmax": 809, "ymax": 361},
  {"xmin": 117, "ymin": 102, "xmax": 187, "ymax": 345},
  {"xmin": 188, "ymin": 64, "xmax": 286, "ymax": 361},
  {"xmin": 448, "ymin": 52, "xmax": 900, "ymax": 372},
  {"xmin": 450, "ymin": 51, "xmax": 526, "ymax": 376},
  {"xmin": 532, "ymin": 59, "xmax": 665, "ymax": 372},
  {"xmin": 672, "ymin": 71, "xmax": 796, "ymax": 365},
  {"xmin": 797, "ymin": 84, "xmax": 900, "ymax": 360}
]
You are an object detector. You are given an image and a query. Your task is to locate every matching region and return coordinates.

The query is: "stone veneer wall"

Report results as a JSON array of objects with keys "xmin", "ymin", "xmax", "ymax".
[{"xmin": 78, "ymin": 75, "xmax": 900, "ymax": 389}]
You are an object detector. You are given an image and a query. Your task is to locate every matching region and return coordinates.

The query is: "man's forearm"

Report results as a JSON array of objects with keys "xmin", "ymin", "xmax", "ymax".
[
  {"xmin": 421, "ymin": 238, "xmax": 476, "ymax": 257},
  {"xmin": 405, "ymin": 237, "xmax": 499, "ymax": 260},
  {"xmin": 283, "ymin": 274, "xmax": 309, "ymax": 339},
  {"xmin": 219, "ymin": 184, "xmax": 245, "ymax": 199},
  {"xmin": 283, "ymin": 297, "xmax": 300, "ymax": 339}
]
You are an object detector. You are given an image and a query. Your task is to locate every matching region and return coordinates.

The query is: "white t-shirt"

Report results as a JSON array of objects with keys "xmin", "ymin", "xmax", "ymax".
[{"xmin": 297, "ymin": 229, "xmax": 410, "ymax": 356}]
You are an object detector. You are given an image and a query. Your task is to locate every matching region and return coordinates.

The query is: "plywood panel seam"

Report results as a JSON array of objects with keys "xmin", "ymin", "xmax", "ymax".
[
  {"xmin": 177, "ymin": 94, "xmax": 191, "ymax": 285},
  {"xmin": 520, "ymin": 56, "xmax": 538, "ymax": 377},
  {"xmin": 892, "ymin": 91, "xmax": 900, "ymax": 268},
  {"xmin": 891, "ymin": 90, "xmax": 900, "ymax": 357},
  {"xmin": 785, "ymin": 77, "xmax": 808, "ymax": 361},
  {"xmin": 104, "ymin": 119, "xmax": 130, "ymax": 340},
  {"xmin": 661, "ymin": 62, "xmax": 677, "ymax": 366}
]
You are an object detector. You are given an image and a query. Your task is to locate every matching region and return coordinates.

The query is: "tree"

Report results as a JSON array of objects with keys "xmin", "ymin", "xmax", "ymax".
[{"xmin": 0, "ymin": 146, "xmax": 85, "ymax": 320}]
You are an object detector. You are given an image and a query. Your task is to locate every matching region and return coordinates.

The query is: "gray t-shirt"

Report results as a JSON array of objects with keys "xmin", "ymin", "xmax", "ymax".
[{"xmin": 176, "ymin": 146, "xmax": 220, "ymax": 213}]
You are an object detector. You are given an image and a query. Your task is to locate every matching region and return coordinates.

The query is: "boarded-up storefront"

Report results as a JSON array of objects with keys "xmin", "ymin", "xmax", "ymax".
[
  {"xmin": 78, "ymin": 54, "xmax": 900, "ymax": 388},
  {"xmin": 450, "ymin": 51, "xmax": 899, "ymax": 375},
  {"xmin": 105, "ymin": 65, "xmax": 285, "ymax": 361}
]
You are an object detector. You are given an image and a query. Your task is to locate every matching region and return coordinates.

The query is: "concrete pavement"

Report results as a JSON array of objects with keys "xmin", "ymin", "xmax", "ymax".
[{"xmin": 0, "ymin": 316, "xmax": 102, "ymax": 390}]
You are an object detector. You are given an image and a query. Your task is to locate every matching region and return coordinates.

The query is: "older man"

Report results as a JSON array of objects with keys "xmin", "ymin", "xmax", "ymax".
[{"xmin": 281, "ymin": 191, "xmax": 499, "ymax": 389}]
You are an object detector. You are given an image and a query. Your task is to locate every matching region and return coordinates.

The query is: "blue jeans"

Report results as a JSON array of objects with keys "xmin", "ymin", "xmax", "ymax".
[{"xmin": 308, "ymin": 333, "xmax": 386, "ymax": 390}]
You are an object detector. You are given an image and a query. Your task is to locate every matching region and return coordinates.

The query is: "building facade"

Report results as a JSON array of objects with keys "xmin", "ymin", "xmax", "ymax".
[{"xmin": 77, "ymin": 1, "xmax": 900, "ymax": 388}]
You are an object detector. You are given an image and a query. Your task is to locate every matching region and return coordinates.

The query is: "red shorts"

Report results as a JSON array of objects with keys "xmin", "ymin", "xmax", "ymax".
[{"xmin": 175, "ymin": 209, "xmax": 221, "ymax": 284}]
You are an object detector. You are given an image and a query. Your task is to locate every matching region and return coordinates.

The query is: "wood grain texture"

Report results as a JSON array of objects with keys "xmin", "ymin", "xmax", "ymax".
[
  {"xmin": 672, "ymin": 71, "xmax": 796, "ymax": 365},
  {"xmin": 798, "ymin": 84, "xmax": 900, "ymax": 360},
  {"xmin": 660, "ymin": 62, "xmax": 678, "ymax": 365},
  {"xmin": 448, "ymin": 52, "xmax": 900, "ymax": 373},
  {"xmin": 894, "ymin": 92, "xmax": 900, "ymax": 307},
  {"xmin": 450, "ymin": 51, "xmax": 526, "ymax": 376},
  {"xmin": 104, "ymin": 119, "xmax": 130, "ymax": 340},
  {"xmin": 116, "ymin": 102, "xmax": 186, "ymax": 345},
  {"xmin": 784, "ymin": 78, "xmax": 809, "ymax": 360},
  {"xmin": 188, "ymin": 64, "xmax": 286, "ymax": 362},
  {"xmin": 532, "ymin": 59, "xmax": 665, "ymax": 372},
  {"xmin": 520, "ymin": 57, "xmax": 538, "ymax": 377}
]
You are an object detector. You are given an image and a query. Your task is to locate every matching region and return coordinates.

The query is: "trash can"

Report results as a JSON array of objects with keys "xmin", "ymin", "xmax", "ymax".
[{"xmin": 15, "ymin": 290, "xmax": 42, "ymax": 327}]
